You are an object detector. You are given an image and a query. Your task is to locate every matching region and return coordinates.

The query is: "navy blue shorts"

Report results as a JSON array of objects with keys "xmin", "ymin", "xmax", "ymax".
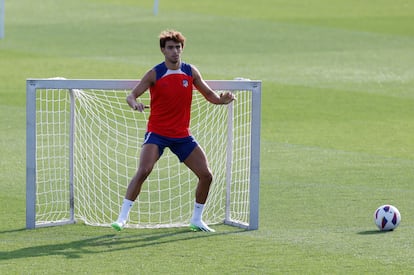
[{"xmin": 143, "ymin": 132, "xmax": 199, "ymax": 162}]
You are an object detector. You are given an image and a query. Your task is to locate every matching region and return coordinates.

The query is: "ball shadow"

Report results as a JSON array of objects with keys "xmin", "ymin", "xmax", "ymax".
[{"xmin": 357, "ymin": 229, "xmax": 394, "ymax": 235}]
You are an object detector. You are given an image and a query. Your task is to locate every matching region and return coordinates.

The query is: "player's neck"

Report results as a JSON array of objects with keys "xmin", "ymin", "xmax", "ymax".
[{"xmin": 165, "ymin": 60, "xmax": 181, "ymax": 70}]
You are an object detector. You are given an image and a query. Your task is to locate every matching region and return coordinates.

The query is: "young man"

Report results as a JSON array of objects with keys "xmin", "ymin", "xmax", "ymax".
[{"xmin": 111, "ymin": 30, "xmax": 235, "ymax": 232}]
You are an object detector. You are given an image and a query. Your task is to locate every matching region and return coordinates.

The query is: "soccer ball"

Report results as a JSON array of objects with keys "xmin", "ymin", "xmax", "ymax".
[{"xmin": 374, "ymin": 205, "xmax": 401, "ymax": 231}]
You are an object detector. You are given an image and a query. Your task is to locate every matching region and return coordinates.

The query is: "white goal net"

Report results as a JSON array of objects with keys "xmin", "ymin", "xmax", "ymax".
[{"xmin": 26, "ymin": 79, "xmax": 261, "ymax": 230}]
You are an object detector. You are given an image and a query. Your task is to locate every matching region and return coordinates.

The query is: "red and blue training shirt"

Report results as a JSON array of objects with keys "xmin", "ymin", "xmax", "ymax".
[{"xmin": 147, "ymin": 62, "xmax": 194, "ymax": 138}]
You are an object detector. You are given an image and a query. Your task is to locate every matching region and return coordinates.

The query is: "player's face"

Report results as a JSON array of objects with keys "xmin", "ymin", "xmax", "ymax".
[{"xmin": 162, "ymin": 40, "xmax": 183, "ymax": 64}]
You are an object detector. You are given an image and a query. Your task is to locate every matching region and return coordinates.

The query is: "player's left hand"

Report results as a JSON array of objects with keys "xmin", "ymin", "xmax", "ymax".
[{"xmin": 219, "ymin": 92, "xmax": 236, "ymax": 104}]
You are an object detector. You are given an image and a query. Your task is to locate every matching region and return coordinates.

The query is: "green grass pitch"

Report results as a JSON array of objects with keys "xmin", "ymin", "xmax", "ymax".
[{"xmin": 1, "ymin": 0, "xmax": 414, "ymax": 273}]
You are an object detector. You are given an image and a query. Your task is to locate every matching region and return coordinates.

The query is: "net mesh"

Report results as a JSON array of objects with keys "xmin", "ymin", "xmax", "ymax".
[{"xmin": 35, "ymin": 87, "xmax": 252, "ymax": 228}]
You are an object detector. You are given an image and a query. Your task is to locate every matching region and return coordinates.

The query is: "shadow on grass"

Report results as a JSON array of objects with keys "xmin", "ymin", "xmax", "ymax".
[
  {"xmin": 357, "ymin": 230, "xmax": 394, "ymax": 235},
  {"xmin": 0, "ymin": 228, "xmax": 27, "ymax": 234},
  {"xmin": 0, "ymin": 226, "xmax": 245, "ymax": 260}
]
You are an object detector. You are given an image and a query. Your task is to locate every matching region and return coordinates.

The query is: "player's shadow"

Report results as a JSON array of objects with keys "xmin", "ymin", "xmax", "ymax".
[{"xmin": 0, "ymin": 227, "xmax": 244, "ymax": 260}]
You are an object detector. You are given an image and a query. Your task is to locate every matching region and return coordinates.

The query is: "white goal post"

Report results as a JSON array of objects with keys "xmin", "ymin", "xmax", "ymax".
[{"xmin": 26, "ymin": 78, "xmax": 261, "ymax": 230}]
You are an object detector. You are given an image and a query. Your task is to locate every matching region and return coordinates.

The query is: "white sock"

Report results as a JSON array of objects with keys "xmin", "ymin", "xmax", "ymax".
[
  {"xmin": 191, "ymin": 202, "xmax": 205, "ymax": 223},
  {"xmin": 117, "ymin": 198, "xmax": 134, "ymax": 223}
]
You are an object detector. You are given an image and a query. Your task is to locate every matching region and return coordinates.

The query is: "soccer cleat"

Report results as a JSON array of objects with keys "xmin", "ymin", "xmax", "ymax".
[
  {"xmin": 111, "ymin": 221, "xmax": 125, "ymax": 232},
  {"xmin": 189, "ymin": 220, "xmax": 216, "ymax": 232}
]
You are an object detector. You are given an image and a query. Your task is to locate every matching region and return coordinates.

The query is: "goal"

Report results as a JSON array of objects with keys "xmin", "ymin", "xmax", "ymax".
[{"xmin": 26, "ymin": 78, "xmax": 261, "ymax": 230}]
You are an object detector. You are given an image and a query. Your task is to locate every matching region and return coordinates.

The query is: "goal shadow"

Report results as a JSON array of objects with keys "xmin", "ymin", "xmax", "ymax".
[{"xmin": 0, "ymin": 227, "xmax": 246, "ymax": 261}]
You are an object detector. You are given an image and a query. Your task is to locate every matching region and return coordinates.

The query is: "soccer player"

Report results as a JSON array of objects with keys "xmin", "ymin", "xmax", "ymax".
[{"xmin": 111, "ymin": 30, "xmax": 235, "ymax": 232}]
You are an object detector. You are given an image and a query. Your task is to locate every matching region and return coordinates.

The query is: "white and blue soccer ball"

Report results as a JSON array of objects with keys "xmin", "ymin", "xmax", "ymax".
[{"xmin": 374, "ymin": 205, "xmax": 401, "ymax": 231}]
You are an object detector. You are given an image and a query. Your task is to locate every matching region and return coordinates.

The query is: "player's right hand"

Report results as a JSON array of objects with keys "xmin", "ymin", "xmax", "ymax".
[
  {"xmin": 132, "ymin": 102, "xmax": 146, "ymax": 112},
  {"xmin": 127, "ymin": 94, "xmax": 147, "ymax": 112}
]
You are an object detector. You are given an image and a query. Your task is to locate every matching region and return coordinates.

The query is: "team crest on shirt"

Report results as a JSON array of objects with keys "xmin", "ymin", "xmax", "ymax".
[{"xmin": 182, "ymin": 80, "xmax": 189, "ymax": 88}]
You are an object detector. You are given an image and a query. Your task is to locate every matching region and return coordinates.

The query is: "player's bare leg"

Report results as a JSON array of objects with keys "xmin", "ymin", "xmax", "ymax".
[
  {"xmin": 184, "ymin": 146, "xmax": 216, "ymax": 232},
  {"xmin": 125, "ymin": 144, "xmax": 159, "ymax": 200},
  {"xmin": 111, "ymin": 144, "xmax": 159, "ymax": 231}
]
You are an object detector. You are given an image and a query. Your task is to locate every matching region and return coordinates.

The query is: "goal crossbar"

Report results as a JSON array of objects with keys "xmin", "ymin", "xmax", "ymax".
[{"xmin": 26, "ymin": 78, "xmax": 261, "ymax": 230}]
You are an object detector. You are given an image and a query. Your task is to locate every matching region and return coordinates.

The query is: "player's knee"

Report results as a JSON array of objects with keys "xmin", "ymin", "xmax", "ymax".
[
  {"xmin": 199, "ymin": 170, "xmax": 213, "ymax": 184},
  {"xmin": 136, "ymin": 166, "xmax": 153, "ymax": 181}
]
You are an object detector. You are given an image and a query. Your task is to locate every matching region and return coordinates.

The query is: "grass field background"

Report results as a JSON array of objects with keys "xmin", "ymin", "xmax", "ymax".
[{"xmin": 1, "ymin": 0, "xmax": 414, "ymax": 273}]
